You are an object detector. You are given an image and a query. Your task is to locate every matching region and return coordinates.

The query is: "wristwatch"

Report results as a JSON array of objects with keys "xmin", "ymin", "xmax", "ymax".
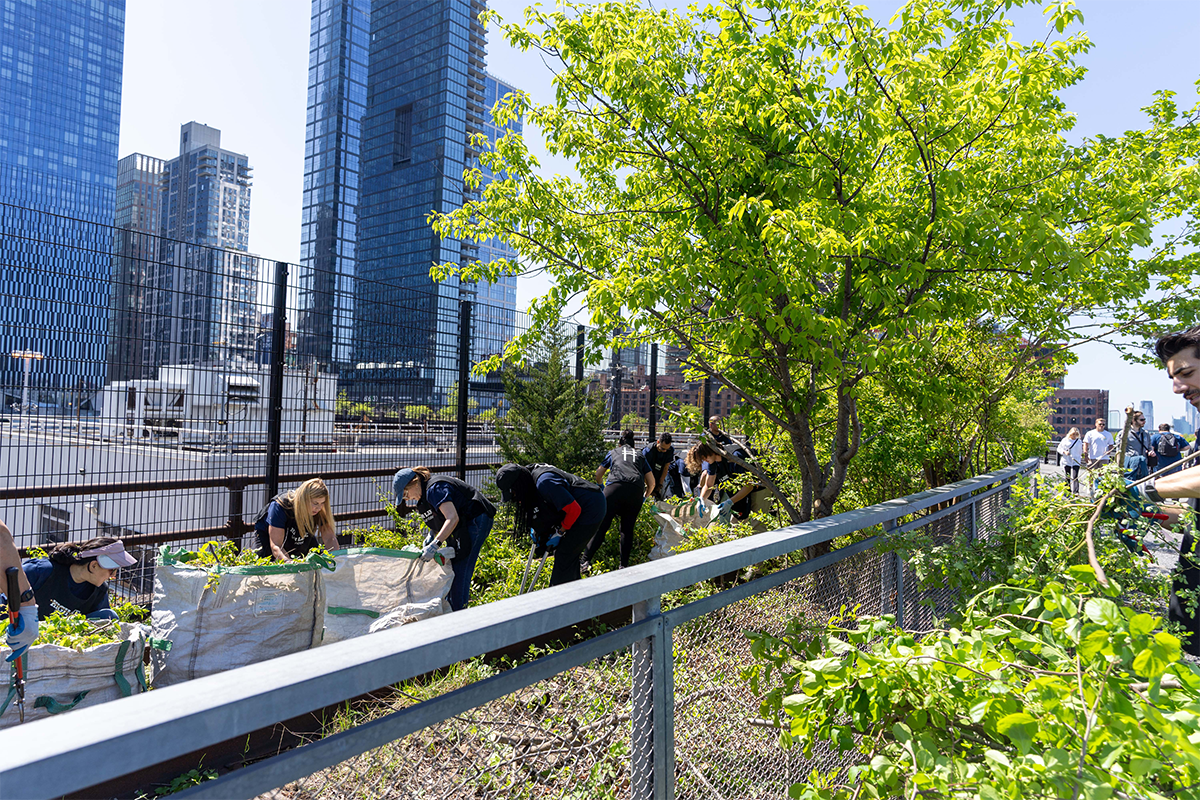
[{"xmin": 1143, "ymin": 478, "xmax": 1165, "ymax": 504}]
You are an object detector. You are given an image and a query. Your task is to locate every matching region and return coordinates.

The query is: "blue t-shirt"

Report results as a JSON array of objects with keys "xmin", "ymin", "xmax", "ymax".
[
  {"xmin": 259, "ymin": 501, "xmax": 291, "ymax": 531},
  {"xmin": 22, "ymin": 558, "xmax": 115, "ymax": 620},
  {"xmin": 1152, "ymin": 432, "xmax": 1186, "ymax": 462},
  {"xmin": 642, "ymin": 445, "xmax": 675, "ymax": 475}
]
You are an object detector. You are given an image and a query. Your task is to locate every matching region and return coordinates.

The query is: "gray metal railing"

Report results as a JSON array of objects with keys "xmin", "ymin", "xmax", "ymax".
[{"xmin": 0, "ymin": 458, "xmax": 1038, "ymax": 800}]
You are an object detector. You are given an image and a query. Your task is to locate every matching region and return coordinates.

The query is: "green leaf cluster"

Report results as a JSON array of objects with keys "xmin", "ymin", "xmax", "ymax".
[{"xmin": 748, "ymin": 568, "xmax": 1200, "ymax": 799}]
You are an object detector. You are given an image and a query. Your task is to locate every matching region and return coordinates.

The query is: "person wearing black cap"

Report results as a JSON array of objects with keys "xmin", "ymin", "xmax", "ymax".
[
  {"xmin": 20, "ymin": 537, "xmax": 138, "ymax": 620},
  {"xmin": 582, "ymin": 431, "xmax": 655, "ymax": 571},
  {"xmin": 393, "ymin": 466, "xmax": 496, "ymax": 612},
  {"xmin": 495, "ymin": 463, "xmax": 606, "ymax": 586}
]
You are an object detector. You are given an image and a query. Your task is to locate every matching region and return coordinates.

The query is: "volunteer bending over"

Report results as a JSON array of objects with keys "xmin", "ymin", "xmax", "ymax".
[
  {"xmin": 393, "ymin": 466, "xmax": 495, "ymax": 612},
  {"xmin": 582, "ymin": 430, "xmax": 654, "ymax": 571},
  {"xmin": 495, "ymin": 463, "xmax": 606, "ymax": 586},
  {"xmin": 21, "ymin": 537, "xmax": 137, "ymax": 621},
  {"xmin": 2, "ymin": 519, "xmax": 37, "ymax": 660},
  {"xmin": 255, "ymin": 478, "xmax": 338, "ymax": 561}
]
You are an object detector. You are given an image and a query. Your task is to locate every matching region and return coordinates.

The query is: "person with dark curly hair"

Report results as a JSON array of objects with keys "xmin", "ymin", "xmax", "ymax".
[{"xmin": 20, "ymin": 537, "xmax": 137, "ymax": 620}]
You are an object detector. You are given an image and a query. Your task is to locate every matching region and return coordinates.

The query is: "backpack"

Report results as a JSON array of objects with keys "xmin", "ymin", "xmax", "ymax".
[{"xmin": 1157, "ymin": 433, "xmax": 1181, "ymax": 458}]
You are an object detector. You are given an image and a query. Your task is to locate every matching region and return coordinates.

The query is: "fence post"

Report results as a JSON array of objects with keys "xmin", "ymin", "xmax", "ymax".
[
  {"xmin": 882, "ymin": 518, "xmax": 904, "ymax": 629},
  {"xmin": 456, "ymin": 300, "xmax": 472, "ymax": 481},
  {"xmin": 631, "ymin": 596, "xmax": 673, "ymax": 800},
  {"xmin": 575, "ymin": 325, "xmax": 585, "ymax": 382},
  {"xmin": 264, "ymin": 261, "xmax": 288, "ymax": 502},
  {"xmin": 649, "ymin": 343, "xmax": 658, "ymax": 442},
  {"xmin": 702, "ymin": 376, "xmax": 711, "ymax": 422},
  {"xmin": 970, "ymin": 495, "xmax": 979, "ymax": 542}
]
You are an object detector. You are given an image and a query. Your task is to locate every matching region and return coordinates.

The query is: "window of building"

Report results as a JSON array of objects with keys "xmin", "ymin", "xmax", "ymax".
[
  {"xmin": 393, "ymin": 104, "xmax": 413, "ymax": 166},
  {"xmin": 39, "ymin": 505, "xmax": 70, "ymax": 544}
]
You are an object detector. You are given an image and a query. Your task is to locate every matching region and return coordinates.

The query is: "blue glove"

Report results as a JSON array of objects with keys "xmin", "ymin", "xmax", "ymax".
[
  {"xmin": 716, "ymin": 499, "xmax": 734, "ymax": 516},
  {"xmin": 6, "ymin": 604, "xmax": 38, "ymax": 662},
  {"xmin": 696, "ymin": 498, "xmax": 707, "ymax": 515},
  {"xmin": 1103, "ymin": 480, "xmax": 1157, "ymax": 522},
  {"xmin": 420, "ymin": 541, "xmax": 440, "ymax": 562}
]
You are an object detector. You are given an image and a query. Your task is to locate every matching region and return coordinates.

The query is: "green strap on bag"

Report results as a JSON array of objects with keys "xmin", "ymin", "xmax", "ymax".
[
  {"xmin": 113, "ymin": 641, "xmax": 132, "ymax": 698},
  {"xmin": 34, "ymin": 691, "xmax": 89, "ymax": 714},
  {"xmin": 326, "ymin": 606, "xmax": 380, "ymax": 619}
]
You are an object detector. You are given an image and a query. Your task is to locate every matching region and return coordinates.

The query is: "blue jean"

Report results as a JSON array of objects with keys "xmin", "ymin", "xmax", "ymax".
[{"xmin": 448, "ymin": 514, "xmax": 492, "ymax": 612}]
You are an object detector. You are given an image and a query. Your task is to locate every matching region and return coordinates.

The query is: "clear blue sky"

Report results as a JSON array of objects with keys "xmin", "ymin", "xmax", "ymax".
[{"xmin": 118, "ymin": 0, "xmax": 1200, "ymax": 422}]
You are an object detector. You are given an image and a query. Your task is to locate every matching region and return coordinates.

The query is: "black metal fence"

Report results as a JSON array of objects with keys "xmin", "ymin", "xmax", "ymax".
[{"xmin": 0, "ymin": 204, "xmax": 733, "ymax": 580}]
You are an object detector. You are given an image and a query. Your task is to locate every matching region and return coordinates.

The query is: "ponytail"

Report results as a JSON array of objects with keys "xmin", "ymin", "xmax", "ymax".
[
  {"xmin": 48, "ymin": 536, "xmax": 120, "ymax": 567},
  {"xmin": 618, "ymin": 429, "xmax": 636, "ymax": 448}
]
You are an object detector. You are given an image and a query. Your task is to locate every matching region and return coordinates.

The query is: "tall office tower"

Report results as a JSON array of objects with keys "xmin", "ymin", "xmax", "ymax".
[
  {"xmin": 143, "ymin": 123, "xmax": 258, "ymax": 367},
  {"xmin": 468, "ymin": 73, "xmax": 521, "ymax": 370},
  {"xmin": 354, "ymin": 0, "xmax": 522, "ymax": 405},
  {"xmin": 0, "ymin": 0, "xmax": 125, "ymax": 404},
  {"xmin": 107, "ymin": 154, "xmax": 166, "ymax": 382},
  {"xmin": 296, "ymin": 0, "xmax": 371, "ymax": 370},
  {"xmin": 1187, "ymin": 402, "xmax": 1199, "ymax": 434},
  {"xmin": 1140, "ymin": 400, "xmax": 1155, "ymax": 432}
]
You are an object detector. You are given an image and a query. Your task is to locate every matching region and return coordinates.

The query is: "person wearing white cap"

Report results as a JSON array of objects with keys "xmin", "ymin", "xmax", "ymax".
[{"xmin": 20, "ymin": 537, "xmax": 137, "ymax": 620}]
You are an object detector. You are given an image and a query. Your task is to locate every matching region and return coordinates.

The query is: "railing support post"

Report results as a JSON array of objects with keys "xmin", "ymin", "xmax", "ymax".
[
  {"xmin": 456, "ymin": 300, "xmax": 472, "ymax": 481},
  {"xmin": 882, "ymin": 519, "xmax": 904, "ymax": 629},
  {"xmin": 649, "ymin": 343, "xmax": 658, "ymax": 442},
  {"xmin": 265, "ymin": 261, "xmax": 288, "ymax": 502},
  {"xmin": 631, "ymin": 596, "xmax": 673, "ymax": 800},
  {"xmin": 575, "ymin": 325, "xmax": 585, "ymax": 382}
]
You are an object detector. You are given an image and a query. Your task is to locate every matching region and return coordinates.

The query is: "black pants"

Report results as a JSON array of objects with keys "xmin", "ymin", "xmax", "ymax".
[
  {"xmin": 1170, "ymin": 529, "xmax": 1200, "ymax": 657},
  {"xmin": 584, "ymin": 482, "xmax": 645, "ymax": 568},
  {"xmin": 548, "ymin": 489, "xmax": 607, "ymax": 587},
  {"xmin": 1062, "ymin": 464, "xmax": 1080, "ymax": 494}
]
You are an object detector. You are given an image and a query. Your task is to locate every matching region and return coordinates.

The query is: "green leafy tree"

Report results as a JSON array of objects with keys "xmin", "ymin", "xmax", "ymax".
[
  {"xmin": 619, "ymin": 412, "xmax": 646, "ymax": 432},
  {"xmin": 437, "ymin": 382, "xmax": 480, "ymax": 420},
  {"xmin": 433, "ymin": 0, "xmax": 1200, "ymax": 523},
  {"xmin": 495, "ymin": 322, "xmax": 606, "ymax": 475}
]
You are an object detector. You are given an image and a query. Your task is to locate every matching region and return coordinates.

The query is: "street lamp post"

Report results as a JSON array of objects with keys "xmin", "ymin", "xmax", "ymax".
[{"xmin": 10, "ymin": 350, "xmax": 44, "ymax": 430}]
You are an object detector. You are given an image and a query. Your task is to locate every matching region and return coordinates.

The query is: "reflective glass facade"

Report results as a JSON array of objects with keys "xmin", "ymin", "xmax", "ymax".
[
  {"xmin": 354, "ymin": 0, "xmax": 520, "ymax": 404},
  {"xmin": 296, "ymin": 0, "xmax": 371, "ymax": 370},
  {"xmin": 0, "ymin": 0, "xmax": 125, "ymax": 402}
]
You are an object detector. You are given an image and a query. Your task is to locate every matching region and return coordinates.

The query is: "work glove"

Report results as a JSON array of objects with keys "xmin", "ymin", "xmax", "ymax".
[
  {"xmin": 1101, "ymin": 480, "xmax": 1162, "ymax": 526},
  {"xmin": 420, "ymin": 541, "xmax": 440, "ymax": 562},
  {"xmin": 696, "ymin": 498, "xmax": 707, "ymax": 515},
  {"xmin": 5, "ymin": 604, "xmax": 38, "ymax": 662},
  {"xmin": 716, "ymin": 499, "xmax": 734, "ymax": 516}
]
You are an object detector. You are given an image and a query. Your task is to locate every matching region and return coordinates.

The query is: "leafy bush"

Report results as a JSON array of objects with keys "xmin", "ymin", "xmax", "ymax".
[
  {"xmin": 0, "ymin": 611, "xmax": 123, "ymax": 651},
  {"xmin": 746, "ymin": 567, "xmax": 1200, "ymax": 800}
]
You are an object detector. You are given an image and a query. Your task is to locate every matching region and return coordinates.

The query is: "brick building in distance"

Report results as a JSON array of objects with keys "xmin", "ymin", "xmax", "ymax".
[
  {"xmin": 1048, "ymin": 389, "xmax": 1109, "ymax": 438},
  {"xmin": 590, "ymin": 365, "xmax": 742, "ymax": 425}
]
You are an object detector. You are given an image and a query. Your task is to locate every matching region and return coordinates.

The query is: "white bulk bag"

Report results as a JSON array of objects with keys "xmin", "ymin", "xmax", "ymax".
[
  {"xmin": 150, "ymin": 547, "xmax": 332, "ymax": 687},
  {"xmin": 323, "ymin": 546, "xmax": 454, "ymax": 644},
  {"xmin": 649, "ymin": 497, "xmax": 721, "ymax": 560},
  {"xmin": 1, "ymin": 622, "xmax": 157, "ymax": 729}
]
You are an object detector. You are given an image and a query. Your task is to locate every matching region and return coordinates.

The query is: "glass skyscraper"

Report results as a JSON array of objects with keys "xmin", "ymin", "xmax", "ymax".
[
  {"xmin": 0, "ymin": 0, "xmax": 125, "ymax": 403},
  {"xmin": 296, "ymin": 0, "xmax": 371, "ymax": 370},
  {"xmin": 352, "ymin": 0, "xmax": 520, "ymax": 404}
]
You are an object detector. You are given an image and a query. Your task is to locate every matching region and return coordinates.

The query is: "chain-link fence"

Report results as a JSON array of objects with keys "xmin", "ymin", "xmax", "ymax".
[{"xmin": 0, "ymin": 459, "xmax": 1037, "ymax": 800}]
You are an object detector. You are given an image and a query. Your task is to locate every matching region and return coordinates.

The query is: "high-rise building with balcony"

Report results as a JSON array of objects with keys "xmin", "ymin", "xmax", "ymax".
[
  {"xmin": 0, "ymin": 0, "xmax": 125, "ymax": 403},
  {"xmin": 141, "ymin": 123, "xmax": 258, "ymax": 368},
  {"xmin": 296, "ymin": 0, "xmax": 371, "ymax": 370}
]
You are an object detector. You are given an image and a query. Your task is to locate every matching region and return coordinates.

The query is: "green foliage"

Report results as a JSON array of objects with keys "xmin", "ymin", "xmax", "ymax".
[
  {"xmin": 172, "ymin": 540, "xmax": 276, "ymax": 570},
  {"xmin": 890, "ymin": 477, "xmax": 1171, "ymax": 619},
  {"xmin": 0, "ymin": 611, "xmax": 124, "ymax": 652},
  {"xmin": 113, "ymin": 600, "xmax": 150, "ymax": 624},
  {"xmin": 432, "ymin": 0, "xmax": 1200, "ymax": 526},
  {"xmin": 335, "ymin": 389, "xmax": 371, "ymax": 419},
  {"xmin": 619, "ymin": 412, "xmax": 646, "ymax": 431},
  {"xmin": 134, "ymin": 760, "xmax": 218, "ymax": 799},
  {"xmin": 494, "ymin": 321, "xmax": 606, "ymax": 475},
  {"xmin": 402, "ymin": 404, "xmax": 432, "ymax": 420},
  {"xmin": 747, "ymin": 568, "xmax": 1200, "ymax": 799}
]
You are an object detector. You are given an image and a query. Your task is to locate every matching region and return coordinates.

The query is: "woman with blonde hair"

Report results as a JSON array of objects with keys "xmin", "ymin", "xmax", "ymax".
[
  {"xmin": 1056, "ymin": 427, "xmax": 1084, "ymax": 494},
  {"xmin": 254, "ymin": 478, "xmax": 338, "ymax": 561}
]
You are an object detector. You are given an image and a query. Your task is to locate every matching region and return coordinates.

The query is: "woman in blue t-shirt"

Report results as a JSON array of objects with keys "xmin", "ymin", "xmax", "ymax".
[
  {"xmin": 21, "ymin": 537, "xmax": 138, "ymax": 621},
  {"xmin": 254, "ymin": 478, "xmax": 338, "ymax": 561},
  {"xmin": 394, "ymin": 466, "xmax": 496, "ymax": 611}
]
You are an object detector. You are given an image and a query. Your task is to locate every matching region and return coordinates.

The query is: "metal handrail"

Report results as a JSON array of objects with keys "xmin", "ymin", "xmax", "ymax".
[{"xmin": 0, "ymin": 458, "xmax": 1038, "ymax": 799}]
